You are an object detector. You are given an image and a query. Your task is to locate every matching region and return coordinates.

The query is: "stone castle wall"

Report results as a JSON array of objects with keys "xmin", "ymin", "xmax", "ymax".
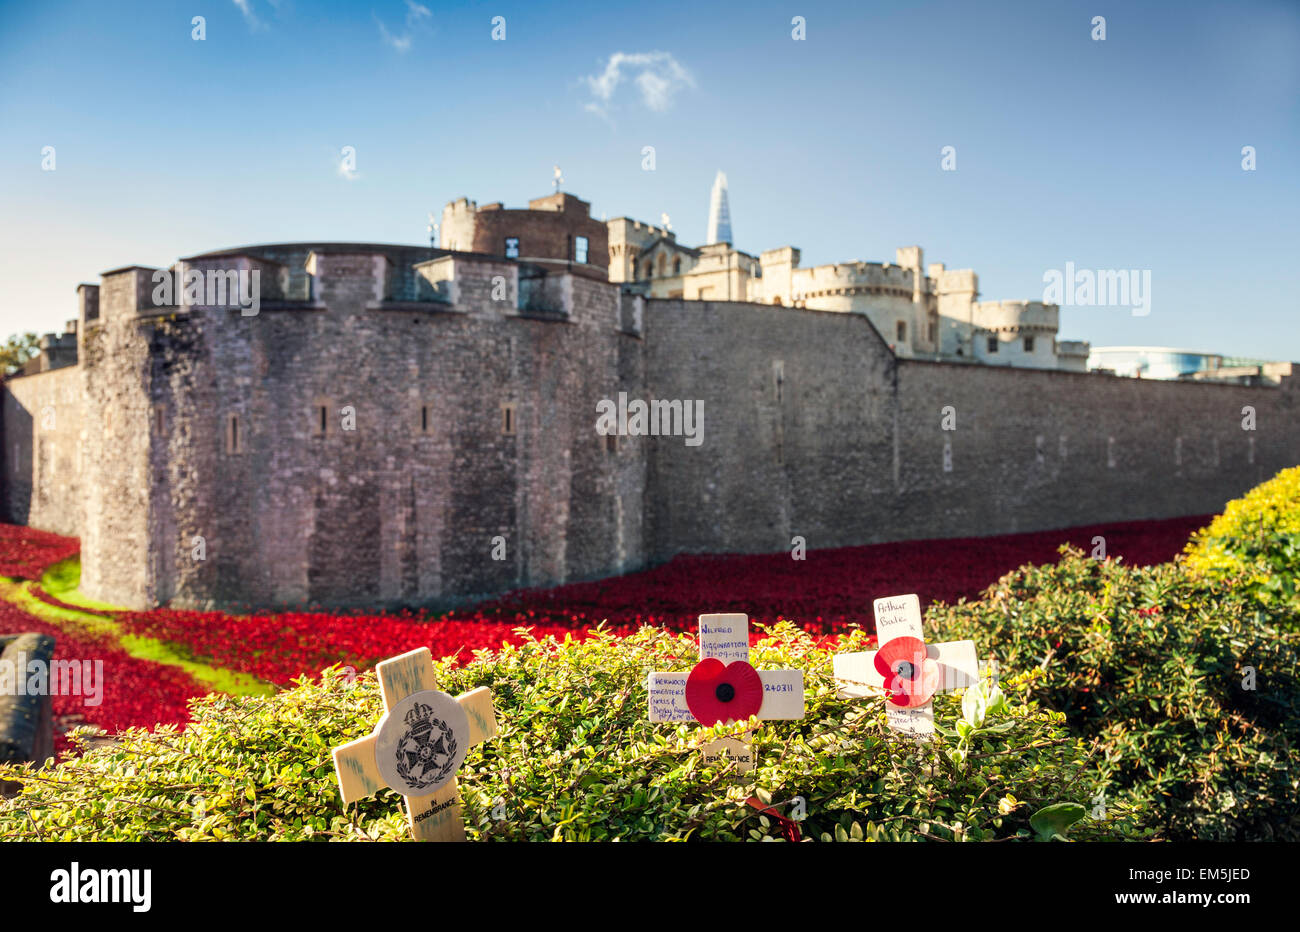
[
  {"xmin": 641, "ymin": 298, "xmax": 1300, "ymax": 561},
  {"xmin": 83, "ymin": 255, "xmax": 644, "ymax": 610},
  {"xmin": 78, "ymin": 268, "xmax": 159, "ymax": 606},
  {"xmin": 1, "ymin": 365, "xmax": 82, "ymax": 537},
  {"xmin": 889, "ymin": 360, "xmax": 1297, "ymax": 542},
  {"xmin": 643, "ymin": 300, "xmax": 898, "ymax": 558},
  {"xmin": 4, "ymin": 250, "xmax": 1297, "ymax": 610}
]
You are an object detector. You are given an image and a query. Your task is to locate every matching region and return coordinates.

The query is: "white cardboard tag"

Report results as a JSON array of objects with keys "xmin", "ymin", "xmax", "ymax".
[
  {"xmin": 833, "ymin": 640, "xmax": 979, "ymax": 698},
  {"xmin": 872, "ymin": 594, "xmax": 923, "ymax": 642},
  {"xmin": 647, "ymin": 672, "xmax": 692, "ymax": 722},
  {"xmin": 757, "ymin": 669, "xmax": 804, "ymax": 719},
  {"xmin": 886, "ymin": 703, "xmax": 936, "ymax": 736},
  {"xmin": 697, "ymin": 613, "xmax": 749, "ymax": 663},
  {"xmin": 702, "ymin": 735, "xmax": 755, "ymax": 772}
]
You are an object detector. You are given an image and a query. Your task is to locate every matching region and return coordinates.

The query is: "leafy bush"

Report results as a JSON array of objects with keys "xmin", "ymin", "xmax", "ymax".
[
  {"xmin": 930, "ymin": 549, "xmax": 1300, "ymax": 841},
  {"xmin": 0, "ymin": 625, "xmax": 1146, "ymax": 841},
  {"xmin": 1184, "ymin": 465, "xmax": 1300, "ymax": 611}
]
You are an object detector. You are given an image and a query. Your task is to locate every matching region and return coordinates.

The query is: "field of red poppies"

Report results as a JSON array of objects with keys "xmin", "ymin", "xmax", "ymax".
[
  {"xmin": 0, "ymin": 525, "xmax": 79, "ymax": 581},
  {"xmin": 0, "ymin": 602, "xmax": 203, "ymax": 756},
  {"xmin": 117, "ymin": 608, "xmax": 616, "ymax": 688},
  {"xmin": 0, "ymin": 513, "xmax": 1209, "ymax": 746},
  {"xmin": 455, "ymin": 514, "xmax": 1211, "ymax": 634}
]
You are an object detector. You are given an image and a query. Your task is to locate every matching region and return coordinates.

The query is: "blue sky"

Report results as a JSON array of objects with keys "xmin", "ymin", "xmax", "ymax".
[{"xmin": 1, "ymin": 0, "xmax": 1297, "ymax": 358}]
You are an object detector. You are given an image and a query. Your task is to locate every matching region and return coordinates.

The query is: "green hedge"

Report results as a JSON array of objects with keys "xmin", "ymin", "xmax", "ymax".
[
  {"xmin": 930, "ymin": 550, "xmax": 1300, "ymax": 841},
  {"xmin": 1184, "ymin": 464, "xmax": 1300, "ymax": 613},
  {"xmin": 0, "ymin": 625, "xmax": 1143, "ymax": 841},
  {"xmin": 9, "ymin": 468, "xmax": 1300, "ymax": 842}
]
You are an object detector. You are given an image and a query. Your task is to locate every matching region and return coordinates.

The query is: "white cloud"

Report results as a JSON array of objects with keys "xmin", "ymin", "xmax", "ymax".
[
  {"xmin": 232, "ymin": 0, "xmax": 265, "ymax": 31},
  {"xmin": 378, "ymin": 22, "xmax": 412, "ymax": 53},
  {"xmin": 377, "ymin": 1, "xmax": 433, "ymax": 54},
  {"xmin": 583, "ymin": 52, "xmax": 695, "ymax": 117}
]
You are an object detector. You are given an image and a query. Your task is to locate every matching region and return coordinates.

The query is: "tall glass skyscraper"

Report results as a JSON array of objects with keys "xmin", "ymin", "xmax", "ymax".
[{"xmin": 706, "ymin": 171, "xmax": 733, "ymax": 245}]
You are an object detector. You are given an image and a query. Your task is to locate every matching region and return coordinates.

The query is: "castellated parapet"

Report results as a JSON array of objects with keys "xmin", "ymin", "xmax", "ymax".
[
  {"xmin": 21, "ymin": 243, "xmax": 645, "ymax": 610},
  {"xmin": 969, "ymin": 301, "xmax": 1062, "ymax": 368},
  {"xmin": 441, "ymin": 192, "xmax": 609, "ymax": 273},
  {"xmin": 974, "ymin": 300, "xmax": 1060, "ymax": 334},
  {"xmin": 608, "ymin": 217, "xmax": 678, "ymax": 285},
  {"xmin": 5, "ymin": 199, "xmax": 1299, "ymax": 611}
]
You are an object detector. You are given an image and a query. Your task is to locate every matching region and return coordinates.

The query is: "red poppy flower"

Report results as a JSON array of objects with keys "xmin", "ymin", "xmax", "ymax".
[
  {"xmin": 685, "ymin": 658, "xmax": 764, "ymax": 725},
  {"xmin": 873, "ymin": 636, "xmax": 940, "ymax": 708}
]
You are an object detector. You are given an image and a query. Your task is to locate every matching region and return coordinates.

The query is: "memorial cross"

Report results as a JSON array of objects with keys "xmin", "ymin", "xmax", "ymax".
[
  {"xmin": 647, "ymin": 613, "xmax": 804, "ymax": 772},
  {"xmin": 332, "ymin": 647, "xmax": 498, "ymax": 841},
  {"xmin": 832, "ymin": 594, "xmax": 979, "ymax": 736}
]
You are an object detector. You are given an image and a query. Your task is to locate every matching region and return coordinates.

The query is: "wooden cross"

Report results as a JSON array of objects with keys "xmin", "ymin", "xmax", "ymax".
[
  {"xmin": 332, "ymin": 647, "xmax": 498, "ymax": 841},
  {"xmin": 647, "ymin": 613, "xmax": 805, "ymax": 772},
  {"xmin": 833, "ymin": 594, "xmax": 978, "ymax": 736}
]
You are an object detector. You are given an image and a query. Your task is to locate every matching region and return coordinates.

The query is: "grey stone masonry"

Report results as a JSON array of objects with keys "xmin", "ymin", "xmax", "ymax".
[
  {"xmin": 0, "ymin": 632, "xmax": 56, "ymax": 793},
  {"xmin": 3, "ymin": 241, "xmax": 1297, "ymax": 610}
]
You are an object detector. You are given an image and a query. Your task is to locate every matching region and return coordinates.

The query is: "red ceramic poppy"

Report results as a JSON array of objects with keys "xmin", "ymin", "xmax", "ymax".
[
  {"xmin": 685, "ymin": 658, "xmax": 764, "ymax": 725},
  {"xmin": 873, "ymin": 636, "xmax": 940, "ymax": 708}
]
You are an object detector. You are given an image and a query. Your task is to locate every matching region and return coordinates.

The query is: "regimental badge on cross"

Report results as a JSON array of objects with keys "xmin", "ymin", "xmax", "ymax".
[
  {"xmin": 332, "ymin": 647, "xmax": 498, "ymax": 841},
  {"xmin": 647, "ymin": 614, "xmax": 805, "ymax": 772},
  {"xmin": 832, "ymin": 594, "xmax": 979, "ymax": 736}
]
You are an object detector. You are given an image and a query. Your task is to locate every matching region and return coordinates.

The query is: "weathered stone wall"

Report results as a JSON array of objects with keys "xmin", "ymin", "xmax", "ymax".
[
  {"xmin": 77, "ymin": 268, "xmax": 156, "ymax": 607},
  {"xmin": 127, "ymin": 252, "xmax": 641, "ymax": 611},
  {"xmin": 4, "ymin": 245, "xmax": 1297, "ymax": 611},
  {"xmin": 643, "ymin": 299, "xmax": 899, "ymax": 559},
  {"xmin": 1, "ymin": 365, "xmax": 83, "ymax": 536},
  {"xmin": 642, "ymin": 297, "xmax": 1300, "ymax": 559},
  {"xmin": 891, "ymin": 359, "xmax": 1300, "ymax": 541}
]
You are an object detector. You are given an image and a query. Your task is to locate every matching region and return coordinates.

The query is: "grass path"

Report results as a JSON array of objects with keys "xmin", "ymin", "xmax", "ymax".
[{"xmin": 0, "ymin": 558, "xmax": 273, "ymax": 698}]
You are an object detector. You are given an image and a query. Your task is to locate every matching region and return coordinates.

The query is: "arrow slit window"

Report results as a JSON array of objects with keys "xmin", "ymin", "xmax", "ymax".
[
  {"xmin": 226, "ymin": 414, "xmax": 243, "ymax": 454},
  {"xmin": 311, "ymin": 398, "xmax": 331, "ymax": 438}
]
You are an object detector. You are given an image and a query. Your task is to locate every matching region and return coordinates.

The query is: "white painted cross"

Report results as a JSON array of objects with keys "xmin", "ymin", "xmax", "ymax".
[
  {"xmin": 832, "ymin": 594, "xmax": 978, "ymax": 736},
  {"xmin": 647, "ymin": 613, "xmax": 805, "ymax": 771},
  {"xmin": 333, "ymin": 647, "xmax": 498, "ymax": 842}
]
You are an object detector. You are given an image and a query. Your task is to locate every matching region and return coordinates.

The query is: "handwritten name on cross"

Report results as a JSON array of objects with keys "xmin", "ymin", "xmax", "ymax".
[
  {"xmin": 332, "ymin": 647, "xmax": 498, "ymax": 841},
  {"xmin": 647, "ymin": 613, "xmax": 805, "ymax": 772},
  {"xmin": 832, "ymin": 594, "xmax": 978, "ymax": 736}
]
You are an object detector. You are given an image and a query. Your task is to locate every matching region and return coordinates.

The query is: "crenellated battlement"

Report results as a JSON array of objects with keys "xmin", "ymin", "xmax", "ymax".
[
  {"xmin": 65, "ymin": 243, "xmax": 604, "ymax": 331},
  {"xmin": 932, "ymin": 266, "xmax": 978, "ymax": 295},
  {"xmin": 973, "ymin": 299, "xmax": 1060, "ymax": 333},
  {"xmin": 794, "ymin": 261, "xmax": 918, "ymax": 299}
]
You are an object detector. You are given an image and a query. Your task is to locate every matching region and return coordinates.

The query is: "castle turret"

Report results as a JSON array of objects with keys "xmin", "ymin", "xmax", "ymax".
[
  {"xmin": 895, "ymin": 246, "xmax": 935, "ymax": 353},
  {"xmin": 759, "ymin": 247, "xmax": 800, "ymax": 305},
  {"xmin": 440, "ymin": 191, "xmax": 609, "ymax": 275},
  {"xmin": 971, "ymin": 300, "xmax": 1060, "ymax": 368}
]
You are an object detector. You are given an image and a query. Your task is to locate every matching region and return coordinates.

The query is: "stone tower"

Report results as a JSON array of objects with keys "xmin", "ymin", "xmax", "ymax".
[{"xmin": 706, "ymin": 171, "xmax": 732, "ymax": 246}]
